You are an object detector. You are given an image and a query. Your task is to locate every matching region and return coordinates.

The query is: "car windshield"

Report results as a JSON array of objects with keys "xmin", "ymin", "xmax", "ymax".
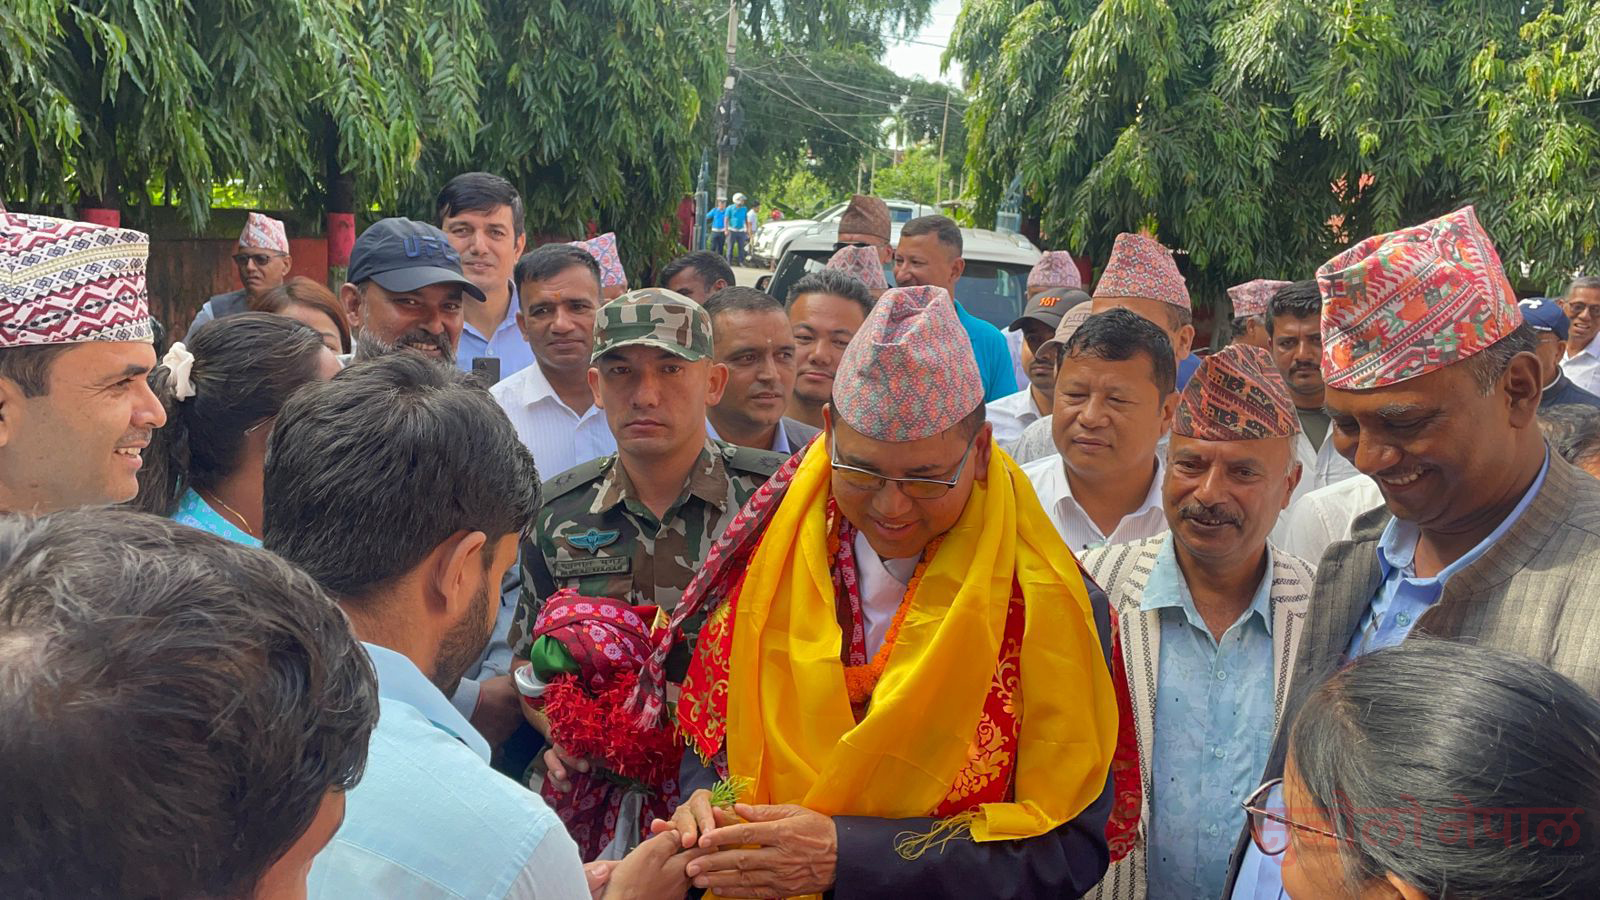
[{"xmin": 768, "ymin": 250, "xmax": 1029, "ymax": 331}]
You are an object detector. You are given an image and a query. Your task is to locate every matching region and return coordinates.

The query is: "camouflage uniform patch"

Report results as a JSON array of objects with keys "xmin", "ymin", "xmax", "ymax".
[
  {"xmin": 590, "ymin": 287, "xmax": 714, "ymax": 362},
  {"xmin": 511, "ymin": 439, "xmax": 785, "ymax": 681}
]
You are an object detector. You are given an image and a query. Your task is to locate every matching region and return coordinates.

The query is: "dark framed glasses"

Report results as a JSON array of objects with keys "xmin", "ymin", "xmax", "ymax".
[
  {"xmin": 832, "ymin": 241, "xmax": 872, "ymax": 252},
  {"xmin": 829, "ymin": 434, "xmax": 972, "ymax": 500},
  {"xmin": 1242, "ymin": 778, "xmax": 1352, "ymax": 856},
  {"xmin": 233, "ymin": 252, "xmax": 285, "ymax": 268}
]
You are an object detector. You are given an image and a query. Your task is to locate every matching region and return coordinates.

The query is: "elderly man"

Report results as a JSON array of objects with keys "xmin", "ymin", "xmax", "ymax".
[
  {"xmin": 661, "ymin": 250, "xmax": 736, "ymax": 304},
  {"xmin": 0, "ymin": 213, "xmax": 166, "ymax": 513},
  {"xmin": 491, "ymin": 243, "xmax": 615, "ymax": 477},
  {"xmin": 1090, "ymin": 232, "xmax": 1201, "ymax": 388},
  {"xmin": 1227, "ymin": 280, "xmax": 1288, "ymax": 350},
  {"xmin": 437, "ymin": 172, "xmax": 533, "ymax": 380},
  {"xmin": 1083, "ymin": 346, "xmax": 1311, "ymax": 900},
  {"xmin": 1265, "ymin": 280, "xmax": 1361, "ymax": 507},
  {"xmin": 988, "ymin": 290, "xmax": 1087, "ymax": 446},
  {"xmin": 786, "ymin": 268, "xmax": 874, "ymax": 430},
  {"xmin": 895, "ymin": 215, "xmax": 1017, "ymax": 402},
  {"xmin": 826, "ymin": 244, "xmax": 888, "ymax": 300},
  {"xmin": 705, "ymin": 287, "xmax": 818, "ymax": 453},
  {"xmin": 2, "ymin": 509, "xmax": 378, "ymax": 900},
  {"xmin": 1521, "ymin": 297, "xmax": 1600, "ymax": 410},
  {"xmin": 186, "ymin": 212, "xmax": 292, "ymax": 339},
  {"xmin": 1227, "ymin": 207, "xmax": 1600, "ymax": 897},
  {"xmin": 340, "ymin": 217, "xmax": 486, "ymax": 363},
  {"xmin": 1560, "ymin": 275, "xmax": 1600, "ymax": 393},
  {"xmin": 837, "ymin": 194, "xmax": 893, "ymax": 264},
  {"xmin": 656, "ymin": 285, "xmax": 1122, "ymax": 898},
  {"xmin": 1023, "ymin": 309, "xmax": 1178, "ymax": 552}
]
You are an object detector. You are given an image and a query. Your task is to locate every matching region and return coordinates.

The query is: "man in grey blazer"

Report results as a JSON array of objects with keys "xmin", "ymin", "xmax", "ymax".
[
  {"xmin": 704, "ymin": 286, "xmax": 819, "ymax": 454},
  {"xmin": 1227, "ymin": 207, "xmax": 1600, "ymax": 897}
]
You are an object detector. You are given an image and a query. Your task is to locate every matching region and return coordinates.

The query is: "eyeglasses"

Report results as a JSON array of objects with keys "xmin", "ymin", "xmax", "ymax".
[
  {"xmin": 832, "ymin": 241, "xmax": 873, "ymax": 252},
  {"xmin": 233, "ymin": 252, "xmax": 285, "ymax": 268},
  {"xmin": 1242, "ymin": 778, "xmax": 1352, "ymax": 856},
  {"xmin": 1564, "ymin": 300, "xmax": 1600, "ymax": 320},
  {"xmin": 829, "ymin": 434, "xmax": 972, "ymax": 500}
]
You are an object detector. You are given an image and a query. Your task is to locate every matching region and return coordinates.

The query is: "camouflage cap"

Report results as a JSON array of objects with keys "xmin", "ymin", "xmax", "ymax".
[{"xmin": 591, "ymin": 288, "xmax": 714, "ymax": 362}]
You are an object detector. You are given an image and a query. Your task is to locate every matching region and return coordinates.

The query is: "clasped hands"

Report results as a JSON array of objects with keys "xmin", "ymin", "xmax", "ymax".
[{"xmin": 645, "ymin": 788, "xmax": 839, "ymax": 898}]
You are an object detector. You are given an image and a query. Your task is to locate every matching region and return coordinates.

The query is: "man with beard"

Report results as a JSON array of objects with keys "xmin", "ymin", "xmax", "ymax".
[
  {"xmin": 1227, "ymin": 280, "xmax": 1288, "ymax": 350},
  {"xmin": 339, "ymin": 217, "xmax": 485, "ymax": 364},
  {"xmin": 1226, "ymin": 207, "xmax": 1600, "ymax": 897},
  {"xmin": 989, "ymin": 289, "xmax": 1086, "ymax": 446},
  {"xmin": 265, "ymin": 354, "xmax": 694, "ymax": 900},
  {"xmin": 438, "ymin": 173, "xmax": 533, "ymax": 380},
  {"xmin": 0, "ymin": 213, "xmax": 167, "ymax": 513},
  {"xmin": 1265, "ymin": 280, "xmax": 1361, "ymax": 507},
  {"xmin": 704, "ymin": 287, "xmax": 818, "ymax": 453},
  {"xmin": 786, "ymin": 268, "xmax": 874, "ymax": 430},
  {"xmin": 186, "ymin": 212, "xmax": 293, "ymax": 339},
  {"xmin": 1081, "ymin": 345, "xmax": 1311, "ymax": 900}
]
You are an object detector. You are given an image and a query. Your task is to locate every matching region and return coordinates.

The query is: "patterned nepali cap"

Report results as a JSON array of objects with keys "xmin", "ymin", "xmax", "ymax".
[
  {"xmin": 1, "ymin": 213, "xmax": 154, "ymax": 348},
  {"xmin": 237, "ymin": 212, "xmax": 289, "ymax": 254},
  {"xmin": 1173, "ymin": 344, "xmax": 1300, "ymax": 440},
  {"xmin": 1028, "ymin": 251, "xmax": 1083, "ymax": 291},
  {"xmin": 1093, "ymin": 232, "xmax": 1191, "ymax": 310},
  {"xmin": 591, "ymin": 288, "xmax": 713, "ymax": 362},
  {"xmin": 1318, "ymin": 206, "xmax": 1520, "ymax": 390},
  {"xmin": 838, "ymin": 195, "xmax": 891, "ymax": 242},
  {"xmin": 825, "ymin": 245, "xmax": 888, "ymax": 292},
  {"xmin": 1228, "ymin": 279, "xmax": 1291, "ymax": 319},
  {"xmin": 570, "ymin": 232, "xmax": 628, "ymax": 289},
  {"xmin": 832, "ymin": 286, "xmax": 982, "ymax": 442}
]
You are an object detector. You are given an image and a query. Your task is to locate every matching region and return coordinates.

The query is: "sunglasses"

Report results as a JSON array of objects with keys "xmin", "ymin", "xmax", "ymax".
[
  {"xmin": 829, "ymin": 434, "xmax": 973, "ymax": 500},
  {"xmin": 1241, "ymin": 778, "xmax": 1352, "ymax": 856},
  {"xmin": 233, "ymin": 252, "xmax": 285, "ymax": 268},
  {"xmin": 832, "ymin": 241, "xmax": 873, "ymax": 252}
]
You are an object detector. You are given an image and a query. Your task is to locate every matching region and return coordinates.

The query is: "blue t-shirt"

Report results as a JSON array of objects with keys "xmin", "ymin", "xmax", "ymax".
[
  {"xmin": 727, "ymin": 204, "xmax": 749, "ymax": 230},
  {"xmin": 952, "ymin": 301, "xmax": 1019, "ymax": 403},
  {"xmin": 707, "ymin": 207, "xmax": 727, "ymax": 230}
]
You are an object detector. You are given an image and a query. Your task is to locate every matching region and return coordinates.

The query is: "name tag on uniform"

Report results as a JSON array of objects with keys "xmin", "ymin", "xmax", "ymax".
[{"xmin": 551, "ymin": 556, "xmax": 632, "ymax": 577}]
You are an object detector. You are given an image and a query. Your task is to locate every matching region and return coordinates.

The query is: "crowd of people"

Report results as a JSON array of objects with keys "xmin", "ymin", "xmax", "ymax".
[{"xmin": 4, "ymin": 175, "xmax": 1600, "ymax": 900}]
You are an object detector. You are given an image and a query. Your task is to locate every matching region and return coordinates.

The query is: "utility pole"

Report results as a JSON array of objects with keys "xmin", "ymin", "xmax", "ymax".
[
  {"xmin": 714, "ymin": 0, "xmax": 739, "ymax": 205},
  {"xmin": 935, "ymin": 90, "xmax": 951, "ymax": 207}
]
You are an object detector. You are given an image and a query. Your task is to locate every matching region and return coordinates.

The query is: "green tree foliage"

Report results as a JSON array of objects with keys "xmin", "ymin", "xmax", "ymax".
[
  {"xmin": 872, "ymin": 144, "xmax": 943, "ymax": 206},
  {"xmin": 950, "ymin": 0, "xmax": 1600, "ymax": 296}
]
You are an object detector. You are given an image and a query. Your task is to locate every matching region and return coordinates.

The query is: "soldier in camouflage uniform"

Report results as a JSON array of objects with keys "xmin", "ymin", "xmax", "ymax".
[{"xmin": 509, "ymin": 288, "xmax": 786, "ymax": 687}]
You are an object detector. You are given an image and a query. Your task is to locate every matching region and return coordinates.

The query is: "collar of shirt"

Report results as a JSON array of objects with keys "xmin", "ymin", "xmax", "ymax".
[
  {"xmin": 1043, "ymin": 453, "xmax": 1168, "ymax": 549},
  {"xmin": 989, "ymin": 388, "xmax": 1045, "ymax": 423},
  {"xmin": 1375, "ymin": 450, "xmax": 1551, "ymax": 584},
  {"xmin": 1141, "ymin": 535, "xmax": 1274, "ymax": 637},
  {"xmin": 851, "ymin": 529, "xmax": 920, "ymax": 656},
  {"xmin": 1575, "ymin": 331, "xmax": 1600, "ymax": 361},
  {"xmin": 597, "ymin": 440, "xmax": 731, "ymax": 520},
  {"xmin": 361, "ymin": 641, "xmax": 491, "ymax": 763},
  {"xmin": 461, "ymin": 279, "xmax": 520, "ymax": 343},
  {"xmin": 706, "ymin": 419, "xmax": 791, "ymax": 454},
  {"xmin": 504, "ymin": 358, "xmax": 597, "ymax": 418}
]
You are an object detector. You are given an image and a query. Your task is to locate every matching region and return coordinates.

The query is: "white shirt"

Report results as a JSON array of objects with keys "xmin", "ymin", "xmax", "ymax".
[
  {"xmin": 852, "ymin": 530, "xmax": 920, "ymax": 656},
  {"xmin": 1021, "ymin": 453, "xmax": 1170, "ymax": 552},
  {"xmin": 1271, "ymin": 429, "xmax": 1364, "ymax": 547},
  {"xmin": 987, "ymin": 388, "xmax": 1048, "ymax": 449},
  {"xmin": 1563, "ymin": 332, "xmax": 1600, "ymax": 395},
  {"xmin": 489, "ymin": 362, "xmax": 615, "ymax": 479},
  {"xmin": 1279, "ymin": 475, "xmax": 1385, "ymax": 564}
]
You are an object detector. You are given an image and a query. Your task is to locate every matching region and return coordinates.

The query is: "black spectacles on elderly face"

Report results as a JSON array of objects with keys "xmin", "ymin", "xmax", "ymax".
[
  {"xmin": 829, "ymin": 433, "xmax": 973, "ymax": 500},
  {"xmin": 233, "ymin": 252, "xmax": 285, "ymax": 268},
  {"xmin": 1241, "ymin": 778, "xmax": 1353, "ymax": 856}
]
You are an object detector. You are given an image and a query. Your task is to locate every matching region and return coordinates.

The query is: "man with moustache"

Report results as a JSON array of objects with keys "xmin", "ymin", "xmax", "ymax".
[
  {"xmin": 340, "ymin": 217, "xmax": 486, "ymax": 363},
  {"xmin": 1560, "ymin": 275, "xmax": 1600, "ymax": 394},
  {"xmin": 1227, "ymin": 207, "xmax": 1600, "ymax": 897},
  {"xmin": 1227, "ymin": 280, "xmax": 1288, "ymax": 350},
  {"xmin": 437, "ymin": 173, "xmax": 533, "ymax": 380},
  {"xmin": 510, "ymin": 289, "xmax": 785, "ymax": 792},
  {"xmin": 0, "ymin": 213, "xmax": 167, "ymax": 513},
  {"xmin": 186, "ymin": 212, "xmax": 293, "ymax": 339},
  {"xmin": 785, "ymin": 268, "xmax": 874, "ymax": 430},
  {"xmin": 704, "ymin": 287, "xmax": 818, "ymax": 453},
  {"xmin": 1023, "ymin": 308, "xmax": 1178, "ymax": 553},
  {"xmin": 988, "ymin": 289, "xmax": 1086, "ymax": 447},
  {"xmin": 894, "ymin": 215, "xmax": 1017, "ymax": 402},
  {"xmin": 1082, "ymin": 346, "xmax": 1311, "ymax": 900},
  {"xmin": 1265, "ymin": 281, "xmax": 1361, "ymax": 506}
]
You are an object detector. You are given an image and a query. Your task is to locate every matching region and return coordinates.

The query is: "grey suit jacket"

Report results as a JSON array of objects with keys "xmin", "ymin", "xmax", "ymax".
[{"xmin": 1223, "ymin": 454, "xmax": 1600, "ymax": 893}]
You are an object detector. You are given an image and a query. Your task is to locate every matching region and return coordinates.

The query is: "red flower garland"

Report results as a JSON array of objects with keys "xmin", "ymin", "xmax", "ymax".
[{"xmin": 535, "ymin": 672, "xmax": 682, "ymax": 787}]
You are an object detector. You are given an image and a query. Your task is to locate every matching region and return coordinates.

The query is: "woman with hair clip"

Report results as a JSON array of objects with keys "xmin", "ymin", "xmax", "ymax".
[
  {"xmin": 133, "ymin": 312, "xmax": 341, "ymax": 545},
  {"xmin": 1244, "ymin": 640, "xmax": 1600, "ymax": 899}
]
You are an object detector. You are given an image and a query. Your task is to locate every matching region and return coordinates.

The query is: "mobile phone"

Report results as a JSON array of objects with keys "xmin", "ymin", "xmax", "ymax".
[{"xmin": 471, "ymin": 356, "xmax": 502, "ymax": 385}]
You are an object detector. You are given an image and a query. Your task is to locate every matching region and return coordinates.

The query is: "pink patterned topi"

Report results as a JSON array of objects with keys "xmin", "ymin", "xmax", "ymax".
[
  {"xmin": 571, "ymin": 232, "xmax": 628, "ymax": 289},
  {"xmin": 1093, "ymin": 232, "xmax": 1190, "ymax": 310},
  {"xmin": 1227, "ymin": 279, "xmax": 1291, "ymax": 319},
  {"xmin": 832, "ymin": 286, "xmax": 982, "ymax": 442},
  {"xmin": 825, "ymin": 245, "xmax": 888, "ymax": 293},
  {"xmin": 238, "ymin": 212, "xmax": 290, "ymax": 254},
  {"xmin": 2, "ymin": 213, "xmax": 153, "ymax": 348},
  {"xmin": 1028, "ymin": 251, "xmax": 1083, "ymax": 291}
]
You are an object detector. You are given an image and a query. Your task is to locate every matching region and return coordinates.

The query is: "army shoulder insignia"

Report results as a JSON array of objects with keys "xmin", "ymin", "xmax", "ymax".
[{"xmin": 568, "ymin": 528, "xmax": 620, "ymax": 553}]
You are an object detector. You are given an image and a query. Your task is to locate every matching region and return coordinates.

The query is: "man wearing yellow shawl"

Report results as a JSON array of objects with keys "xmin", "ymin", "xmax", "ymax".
[{"xmin": 636, "ymin": 285, "xmax": 1128, "ymax": 898}]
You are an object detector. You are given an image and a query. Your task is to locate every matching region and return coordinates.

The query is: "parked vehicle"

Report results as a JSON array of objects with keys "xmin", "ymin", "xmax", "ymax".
[
  {"xmin": 749, "ymin": 198, "xmax": 936, "ymax": 267},
  {"xmin": 768, "ymin": 226, "xmax": 1040, "ymax": 332}
]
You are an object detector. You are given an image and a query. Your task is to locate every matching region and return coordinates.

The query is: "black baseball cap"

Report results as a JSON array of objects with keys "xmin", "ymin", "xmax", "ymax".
[
  {"xmin": 347, "ymin": 217, "xmax": 486, "ymax": 301},
  {"xmin": 1008, "ymin": 288, "xmax": 1090, "ymax": 332}
]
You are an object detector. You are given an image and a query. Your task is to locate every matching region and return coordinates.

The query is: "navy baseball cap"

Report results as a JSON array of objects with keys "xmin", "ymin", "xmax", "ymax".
[
  {"xmin": 347, "ymin": 217, "xmax": 486, "ymax": 301},
  {"xmin": 1519, "ymin": 297, "xmax": 1569, "ymax": 341}
]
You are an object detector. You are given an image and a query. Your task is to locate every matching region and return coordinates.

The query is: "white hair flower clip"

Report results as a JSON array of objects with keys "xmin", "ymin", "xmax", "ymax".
[{"xmin": 162, "ymin": 341, "xmax": 197, "ymax": 402}]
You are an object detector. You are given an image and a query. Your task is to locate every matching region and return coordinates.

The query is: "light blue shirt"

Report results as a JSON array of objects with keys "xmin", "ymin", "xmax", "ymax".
[
  {"xmin": 726, "ymin": 204, "xmax": 749, "ymax": 230},
  {"xmin": 309, "ymin": 643, "xmax": 588, "ymax": 900},
  {"xmin": 171, "ymin": 488, "xmax": 260, "ymax": 547},
  {"xmin": 952, "ymin": 299, "xmax": 1019, "ymax": 403},
  {"xmin": 707, "ymin": 207, "xmax": 727, "ymax": 230},
  {"xmin": 1145, "ymin": 538, "xmax": 1276, "ymax": 900},
  {"xmin": 457, "ymin": 281, "xmax": 534, "ymax": 381},
  {"xmin": 705, "ymin": 418, "xmax": 792, "ymax": 454},
  {"xmin": 1234, "ymin": 453, "xmax": 1549, "ymax": 900}
]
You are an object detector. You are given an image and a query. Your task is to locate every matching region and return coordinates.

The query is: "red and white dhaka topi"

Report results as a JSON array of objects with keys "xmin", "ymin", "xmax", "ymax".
[{"xmin": 2, "ymin": 213, "xmax": 153, "ymax": 348}]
